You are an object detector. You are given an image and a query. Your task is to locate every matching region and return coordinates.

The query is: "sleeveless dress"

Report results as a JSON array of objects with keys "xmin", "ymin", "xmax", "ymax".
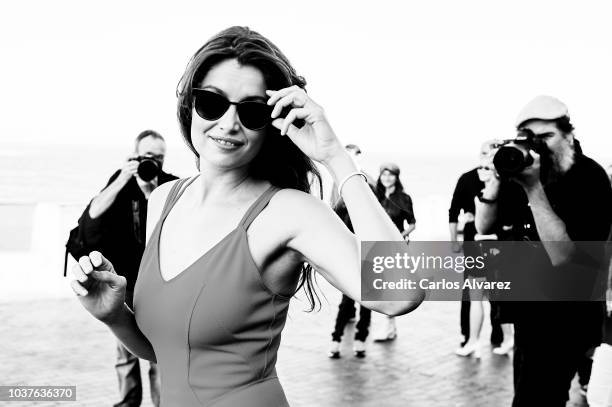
[{"xmin": 133, "ymin": 177, "xmax": 291, "ymax": 406}]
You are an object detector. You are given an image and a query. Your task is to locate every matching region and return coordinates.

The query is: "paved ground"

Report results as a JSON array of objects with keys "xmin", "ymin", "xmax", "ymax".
[{"xmin": 0, "ymin": 281, "xmax": 589, "ymax": 407}]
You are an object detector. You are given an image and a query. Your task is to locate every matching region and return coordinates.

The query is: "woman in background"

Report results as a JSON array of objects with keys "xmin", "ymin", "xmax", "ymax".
[{"xmin": 373, "ymin": 163, "xmax": 416, "ymax": 342}]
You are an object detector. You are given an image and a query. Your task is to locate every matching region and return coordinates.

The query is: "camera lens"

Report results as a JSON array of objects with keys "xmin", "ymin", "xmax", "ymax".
[
  {"xmin": 493, "ymin": 146, "xmax": 529, "ymax": 178},
  {"xmin": 137, "ymin": 158, "xmax": 160, "ymax": 182}
]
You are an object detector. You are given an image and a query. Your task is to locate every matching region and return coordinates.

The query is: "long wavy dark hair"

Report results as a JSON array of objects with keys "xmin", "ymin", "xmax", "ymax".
[
  {"xmin": 176, "ymin": 26, "xmax": 322, "ymax": 310},
  {"xmin": 375, "ymin": 171, "xmax": 404, "ymax": 201}
]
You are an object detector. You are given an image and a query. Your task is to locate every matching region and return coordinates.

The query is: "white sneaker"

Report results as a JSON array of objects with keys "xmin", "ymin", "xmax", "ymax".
[
  {"xmin": 492, "ymin": 340, "xmax": 514, "ymax": 356},
  {"xmin": 455, "ymin": 342, "xmax": 482, "ymax": 359},
  {"xmin": 373, "ymin": 327, "xmax": 397, "ymax": 342},
  {"xmin": 328, "ymin": 341, "xmax": 341, "ymax": 359},
  {"xmin": 353, "ymin": 340, "xmax": 366, "ymax": 358}
]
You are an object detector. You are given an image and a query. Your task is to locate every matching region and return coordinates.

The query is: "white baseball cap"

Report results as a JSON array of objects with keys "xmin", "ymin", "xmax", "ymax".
[{"xmin": 515, "ymin": 95, "xmax": 569, "ymax": 128}]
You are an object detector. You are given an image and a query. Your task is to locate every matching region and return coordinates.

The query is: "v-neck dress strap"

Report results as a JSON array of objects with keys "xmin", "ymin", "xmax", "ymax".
[
  {"xmin": 158, "ymin": 176, "xmax": 200, "ymax": 223},
  {"xmin": 158, "ymin": 178, "xmax": 184, "ymax": 217},
  {"xmin": 238, "ymin": 185, "xmax": 281, "ymax": 230}
]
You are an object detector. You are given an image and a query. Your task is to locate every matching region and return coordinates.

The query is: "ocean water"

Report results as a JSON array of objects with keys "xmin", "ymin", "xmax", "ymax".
[
  {"xmin": 0, "ymin": 142, "xmax": 192, "ymax": 204},
  {"xmin": 0, "ymin": 141, "xmax": 476, "ymax": 241}
]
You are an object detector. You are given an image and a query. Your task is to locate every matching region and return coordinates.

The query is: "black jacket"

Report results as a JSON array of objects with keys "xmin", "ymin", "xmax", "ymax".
[
  {"xmin": 81, "ymin": 170, "xmax": 178, "ymax": 292},
  {"xmin": 495, "ymin": 154, "xmax": 612, "ymax": 346}
]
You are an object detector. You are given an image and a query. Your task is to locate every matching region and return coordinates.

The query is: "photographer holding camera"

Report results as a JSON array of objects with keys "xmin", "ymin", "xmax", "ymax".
[
  {"xmin": 82, "ymin": 129, "xmax": 178, "ymax": 407},
  {"xmin": 474, "ymin": 96, "xmax": 612, "ymax": 406}
]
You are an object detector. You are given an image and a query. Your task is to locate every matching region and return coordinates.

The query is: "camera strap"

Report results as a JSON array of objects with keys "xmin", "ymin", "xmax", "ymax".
[{"xmin": 132, "ymin": 200, "xmax": 143, "ymax": 245}]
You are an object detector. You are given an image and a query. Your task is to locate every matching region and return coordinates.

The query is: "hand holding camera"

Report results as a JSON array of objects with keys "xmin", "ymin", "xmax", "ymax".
[
  {"xmin": 511, "ymin": 149, "xmax": 541, "ymax": 190},
  {"xmin": 118, "ymin": 155, "xmax": 140, "ymax": 184}
]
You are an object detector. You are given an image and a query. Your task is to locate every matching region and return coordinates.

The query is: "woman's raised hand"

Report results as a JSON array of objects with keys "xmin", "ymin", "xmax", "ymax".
[
  {"xmin": 70, "ymin": 251, "xmax": 127, "ymax": 325},
  {"xmin": 267, "ymin": 86, "xmax": 344, "ymax": 165}
]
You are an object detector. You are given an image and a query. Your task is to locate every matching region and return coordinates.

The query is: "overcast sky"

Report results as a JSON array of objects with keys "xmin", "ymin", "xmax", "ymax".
[{"xmin": 1, "ymin": 0, "xmax": 611, "ymax": 164}]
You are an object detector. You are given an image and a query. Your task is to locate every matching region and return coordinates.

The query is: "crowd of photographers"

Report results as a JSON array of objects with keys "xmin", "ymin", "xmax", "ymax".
[{"xmin": 68, "ymin": 95, "xmax": 612, "ymax": 406}]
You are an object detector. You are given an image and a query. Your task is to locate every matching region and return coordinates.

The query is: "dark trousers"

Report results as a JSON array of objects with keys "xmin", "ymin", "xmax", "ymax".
[
  {"xmin": 114, "ymin": 291, "xmax": 161, "ymax": 407},
  {"xmin": 604, "ymin": 313, "xmax": 612, "ymax": 345},
  {"xmin": 460, "ymin": 288, "xmax": 504, "ymax": 345},
  {"xmin": 331, "ymin": 295, "xmax": 371, "ymax": 342},
  {"xmin": 114, "ymin": 343, "xmax": 161, "ymax": 407},
  {"xmin": 460, "ymin": 288, "xmax": 470, "ymax": 342},
  {"xmin": 512, "ymin": 322, "xmax": 591, "ymax": 407},
  {"xmin": 460, "ymin": 233, "xmax": 503, "ymax": 345},
  {"xmin": 576, "ymin": 352, "xmax": 593, "ymax": 387}
]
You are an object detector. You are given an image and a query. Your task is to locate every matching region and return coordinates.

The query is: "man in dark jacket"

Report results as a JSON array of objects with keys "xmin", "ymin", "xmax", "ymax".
[
  {"xmin": 81, "ymin": 130, "xmax": 178, "ymax": 407},
  {"xmin": 475, "ymin": 96, "xmax": 612, "ymax": 406}
]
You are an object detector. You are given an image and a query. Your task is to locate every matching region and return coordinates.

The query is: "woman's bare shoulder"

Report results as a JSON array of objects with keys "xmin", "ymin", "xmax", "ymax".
[
  {"xmin": 267, "ymin": 188, "xmax": 338, "ymax": 231},
  {"xmin": 269, "ymin": 188, "xmax": 328, "ymax": 212}
]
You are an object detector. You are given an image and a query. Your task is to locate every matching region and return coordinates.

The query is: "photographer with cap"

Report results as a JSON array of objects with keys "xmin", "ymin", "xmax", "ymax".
[
  {"xmin": 82, "ymin": 129, "xmax": 178, "ymax": 407},
  {"xmin": 474, "ymin": 96, "xmax": 612, "ymax": 406}
]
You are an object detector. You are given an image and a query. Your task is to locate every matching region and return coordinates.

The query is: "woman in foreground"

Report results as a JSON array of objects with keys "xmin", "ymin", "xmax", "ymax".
[{"xmin": 70, "ymin": 26, "xmax": 424, "ymax": 406}]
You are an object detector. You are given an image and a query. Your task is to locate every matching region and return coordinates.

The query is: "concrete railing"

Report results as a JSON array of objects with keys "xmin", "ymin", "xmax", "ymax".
[
  {"xmin": 0, "ymin": 194, "xmax": 453, "ymax": 303},
  {"xmin": 0, "ymin": 202, "xmax": 86, "ymax": 303}
]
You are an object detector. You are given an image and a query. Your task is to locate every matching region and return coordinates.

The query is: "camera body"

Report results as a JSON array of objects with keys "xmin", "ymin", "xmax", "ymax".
[
  {"xmin": 492, "ymin": 128, "xmax": 542, "ymax": 178},
  {"xmin": 130, "ymin": 154, "xmax": 162, "ymax": 182}
]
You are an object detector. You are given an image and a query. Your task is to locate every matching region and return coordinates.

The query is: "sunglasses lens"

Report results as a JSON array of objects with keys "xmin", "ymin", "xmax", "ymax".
[
  {"xmin": 192, "ymin": 89, "xmax": 270, "ymax": 130},
  {"xmin": 237, "ymin": 102, "xmax": 271, "ymax": 130},
  {"xmin": 193, "ymin": 90, "xmax": 229, "ymax": 120}
]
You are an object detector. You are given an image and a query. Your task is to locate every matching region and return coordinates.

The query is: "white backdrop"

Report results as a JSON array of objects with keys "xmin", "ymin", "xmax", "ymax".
[{"xmin": 1, "ymin": 0, "xmax": 611, "ymax": 163}]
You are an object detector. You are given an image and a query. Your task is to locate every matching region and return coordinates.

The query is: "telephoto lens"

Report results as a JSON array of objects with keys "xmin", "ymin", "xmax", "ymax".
[
  {"xmin": 136, "ymin": 157, "xmax": 161, "ymax": 181},
  {"xmin": 493, "ymin": 145, "xmax": 533, "ymax": 178},
  {"xmin": 492, "ymin": 129, "xmax": 535, "ymax": 178}
]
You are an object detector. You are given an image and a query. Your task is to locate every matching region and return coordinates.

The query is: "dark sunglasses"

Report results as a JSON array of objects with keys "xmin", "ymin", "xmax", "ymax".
[
  {"xmin": 477, "ymin": 165, "xmax": 493, "ymax": 171},
  {"xmin": 192, "ymin": 88, "xmax": 271, "ymax": 130}
]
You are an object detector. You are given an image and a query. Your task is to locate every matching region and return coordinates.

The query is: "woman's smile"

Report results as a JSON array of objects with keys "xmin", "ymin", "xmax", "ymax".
[{"xmin": 207, "ymin": 134, "xmax": 245, "ymax": 150}]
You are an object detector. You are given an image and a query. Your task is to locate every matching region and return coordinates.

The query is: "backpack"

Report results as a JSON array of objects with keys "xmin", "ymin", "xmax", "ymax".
[{"xmin": 64, "ymin": 204, "xmax": 95, "ymax": 277}]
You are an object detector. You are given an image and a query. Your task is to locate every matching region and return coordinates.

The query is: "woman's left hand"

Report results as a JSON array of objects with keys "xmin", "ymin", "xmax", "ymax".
[{"xmin": 267, "ymin": 86, "xmax": 343, "ymax": 165}]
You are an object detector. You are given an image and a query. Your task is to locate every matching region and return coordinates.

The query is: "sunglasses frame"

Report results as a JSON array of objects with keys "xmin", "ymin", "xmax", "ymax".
[{"xmin": 191, "ymin": 88, "xmax": 271, "ymax": 131}]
